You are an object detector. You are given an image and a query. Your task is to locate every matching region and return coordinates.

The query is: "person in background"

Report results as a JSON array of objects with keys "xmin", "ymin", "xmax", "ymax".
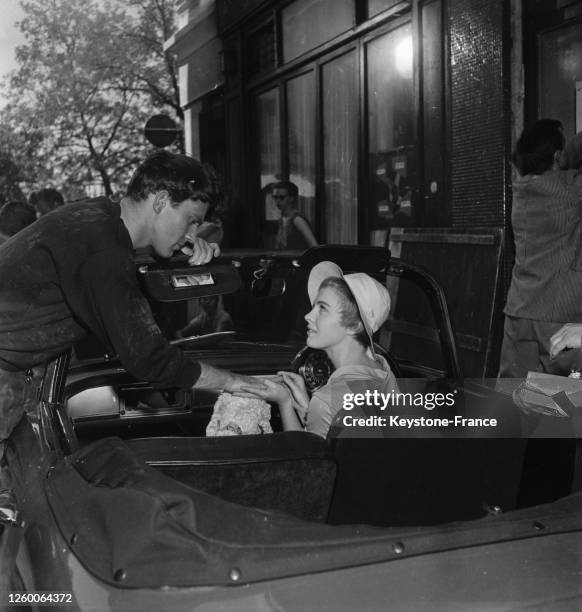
[
  {"xmin": 271, "ymin": 181, "xmax": 318, "ymax": 250},
  {"xmin": 0, "ymin": 200, "xmax": 37, "ymax": 245},
  {"xmin": 177, "ymin": 162, "xmax": 231, "ymax": 338},
  {"xmin": 559, "ymin": 130, "xmax": 582, "ymax": 173},
  {"xmin": 244, "ymin": 261, "xmax": 397, "ymax": 438},
  {"xmin": 545, "ymin": 131, "xmax": 582, "ymax": 361},
  {"xmin": 499, "ymin": 120, "xmax": 582, "ymax": 377},
  {"xmin": 196, "ymin": 163, "xmax": 225, "ymax": 245},
  {"xmin": 177, "ymin": 295, "xmax": 234, "ymax": 338},
  {"xmin": 29, "ymin": 187, "xmax": 65, "ymax": 217}
]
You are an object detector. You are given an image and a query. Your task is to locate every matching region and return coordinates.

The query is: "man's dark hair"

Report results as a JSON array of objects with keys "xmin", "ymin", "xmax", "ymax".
[
  {"xmin": 126, "ymin": 151, "xmax": 213, "ymax": 207},
  {"xmin": 271, "ymin": 180, "xmax": 299, "ymax": 198},
  {"xmin": 29, "ymin": 187, "xmax": 64, "ymax": 216},
  {"xmin": 0, "ymin": 200, "xmax": 37, "ymax": 237},
  {"xmin": 512, "ymin": 119, "xmax": 565, "ymax": 176}
]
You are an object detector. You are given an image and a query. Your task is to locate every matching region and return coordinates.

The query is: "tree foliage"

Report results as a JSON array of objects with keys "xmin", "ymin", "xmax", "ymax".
[
  {"xmin": 1, "ymin": 0, "xmax": 182, "ymax": 199},
  {"xmin": 0, "ymin": 111, "xmax": 46, "ymax": 203},
  {"xmin": 0, "ymin": 153, "xmax": 26, "ymax": 204},
  {"xmin": 123, "ymin": 0, "xmax": 183, "ymax": 119}
]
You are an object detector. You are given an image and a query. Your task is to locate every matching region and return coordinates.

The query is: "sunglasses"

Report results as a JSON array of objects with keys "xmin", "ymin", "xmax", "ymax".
[{"xmin": 272, "ymin": 194, "xmax": 288, "ymax": 200}]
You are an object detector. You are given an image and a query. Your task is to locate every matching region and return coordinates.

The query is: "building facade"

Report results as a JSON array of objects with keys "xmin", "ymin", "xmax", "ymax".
[
  {"xmin": 164, "ymin": 0, "xmax": 581, "ymax": 375},
  {"xmin": 167, "ymin": 0, "xmax": 581, "ymax": 253}
]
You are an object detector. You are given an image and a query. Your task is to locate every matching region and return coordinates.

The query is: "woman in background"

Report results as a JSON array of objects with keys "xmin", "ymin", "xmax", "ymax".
[{"xmin": 271, "ymin": 181, "xmax": 318, "ymax": 250}]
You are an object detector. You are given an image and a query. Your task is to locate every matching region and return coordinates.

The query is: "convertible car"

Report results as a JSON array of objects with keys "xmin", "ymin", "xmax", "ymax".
[{"xmin": 1, "ymin": 245, "xmax": 582, "ymax": 611}]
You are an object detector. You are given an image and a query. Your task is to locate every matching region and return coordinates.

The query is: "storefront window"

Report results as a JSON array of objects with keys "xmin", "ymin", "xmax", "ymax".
[
  {"xmin": 322, "ymin": 50, "xmax": 358, "ymax": 244},
  {"xmin": 282, "ymin": 0, "xmax": 354, "ymax": 63},
  {"xmin": 539, "ymin": 21, "xmax": 582, "ymax": 137},
  {"xmin": 256, "ymin": 88, "xmax": 282, "ymax": 221},
  {"xmin": 366, "ymin": 24, "xmax": 415, "ymax": 234},
  {"xmin": 247, "ymin": 21, "xmax": 276, "ymax": 77},
  {"xmin": 286, "ymin": 72, "xmax": 316, "ymax": 227},
  {"xmin": 368, "ymin": 0, "xmax": 411, "ymax": 20}
]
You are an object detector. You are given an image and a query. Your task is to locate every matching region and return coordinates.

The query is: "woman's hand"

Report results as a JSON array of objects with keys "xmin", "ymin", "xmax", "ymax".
[
  {"xmin": 241, "ymin": 378, "xmax": 292, "ymax": 405},
  {"xmin": 278, "ymin": 371, "xmax": 309, "ymax": 418},
  {"xmin": 243, "ymin": 373, "xmax": 310, "ymax": 433},
  {"xmin": 549, "ymin": 323, "xmax": 582, "ymax": 359}
]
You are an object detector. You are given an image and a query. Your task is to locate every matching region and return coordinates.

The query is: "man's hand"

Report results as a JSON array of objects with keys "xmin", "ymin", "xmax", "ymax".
[
  {"xmin": 194, "ymin": 363, "xmax": 266, "ymax": 395},
  {"xmin": 549, "ymin": 323, "xmax": 582, "ymax": 359},
  {"xmin": 181, "ymin": 236, "xmax": 220, "ymax": 266},
  {"xmin": 227, "ymin": 373, "xmax": 270, "ymax": 396}
]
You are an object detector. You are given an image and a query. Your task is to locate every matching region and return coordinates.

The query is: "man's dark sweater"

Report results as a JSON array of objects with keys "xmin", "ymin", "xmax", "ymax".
[{"xmin": 0, "ymin": 198, "xmax": 200, "ymax": 388}]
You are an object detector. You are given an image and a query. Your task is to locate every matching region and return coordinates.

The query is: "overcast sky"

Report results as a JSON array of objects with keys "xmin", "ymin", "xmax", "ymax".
[{"xmin": 0, "ymin": 0, "xmax": 25, "ymax": 99}]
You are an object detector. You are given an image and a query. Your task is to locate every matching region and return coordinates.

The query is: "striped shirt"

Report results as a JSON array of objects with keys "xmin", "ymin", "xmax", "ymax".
[{"xmin": 504, "ymin": 169, "xmax": 582, "ymax": 322}]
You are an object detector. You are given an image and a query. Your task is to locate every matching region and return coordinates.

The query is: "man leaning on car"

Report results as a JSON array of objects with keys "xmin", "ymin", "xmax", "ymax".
[{"xmin": 0, "ymin": 151, "xmax": 264, "ymax": 464}]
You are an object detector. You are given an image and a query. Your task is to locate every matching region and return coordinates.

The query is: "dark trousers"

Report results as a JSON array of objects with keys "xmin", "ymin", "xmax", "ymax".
[
  {"xmin": 499, "ymin": 316, "xmax": 581, "ymax": 504},
  {"xmin": 1, "ymin": 366, "xmax": 45, "ymax": 491},
  {"xmin": 0, "ymin": 366, "xmax": 45, "ymax": 445}
]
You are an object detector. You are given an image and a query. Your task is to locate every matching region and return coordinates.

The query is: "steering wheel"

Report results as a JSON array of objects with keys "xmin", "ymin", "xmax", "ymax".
[{"xmin": 292, "ymin": 344, "xmax": 402, "ymax": 393}]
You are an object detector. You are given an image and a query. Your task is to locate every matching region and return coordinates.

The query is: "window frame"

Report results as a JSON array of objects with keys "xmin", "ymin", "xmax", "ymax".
[{"xmin": 240, "ymin": 0, "xmax": 450, "ymax": 246}]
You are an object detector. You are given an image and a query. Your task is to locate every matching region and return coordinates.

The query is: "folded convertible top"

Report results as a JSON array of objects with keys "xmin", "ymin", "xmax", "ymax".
[{"xmin": 45, "ymin": 436, "xmax": 582, "ymax": 588}]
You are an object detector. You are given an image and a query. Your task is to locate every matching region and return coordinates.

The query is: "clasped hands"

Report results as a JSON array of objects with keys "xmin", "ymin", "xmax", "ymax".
[{"xmin": 241, "ymin": 371, "xmax": 309, "ymax": 418}]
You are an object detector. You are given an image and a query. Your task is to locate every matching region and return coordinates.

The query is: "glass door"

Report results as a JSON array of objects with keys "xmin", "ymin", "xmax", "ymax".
[
  {"xmin": 366, "ymin": 23, "xmax": 415, "ymax": 234},
  {"xmin": 286, "ymin": 71, "xmax": 317, "ymax": 227},
  {"xmin": 538, "ymin": 20, "xmax": 582, "ymax": 137},
  {"xmin": 255, "ymin": 87, "xmax": 282, "ymax": 247},
  {"xmin": 322, "ymin": 49, "xmax": 359, "ymax": 244}
]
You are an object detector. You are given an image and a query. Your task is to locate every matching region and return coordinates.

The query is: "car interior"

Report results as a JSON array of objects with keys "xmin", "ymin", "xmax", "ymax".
[{"xmin": 41, "ymin": 247, "xmax": 568, "ymax": 530}]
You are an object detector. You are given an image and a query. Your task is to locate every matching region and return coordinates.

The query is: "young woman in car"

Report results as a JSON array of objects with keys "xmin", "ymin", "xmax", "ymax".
[{"xmin": 244, "ymin": 261, "xmax": 398, "ymax": 438}]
